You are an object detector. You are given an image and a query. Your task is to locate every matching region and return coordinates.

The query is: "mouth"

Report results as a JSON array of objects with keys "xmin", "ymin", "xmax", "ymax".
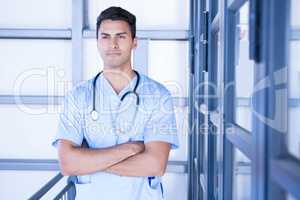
[{"xmin": 106, "ymin": 52, "xmax": 121, "ymax": 56}]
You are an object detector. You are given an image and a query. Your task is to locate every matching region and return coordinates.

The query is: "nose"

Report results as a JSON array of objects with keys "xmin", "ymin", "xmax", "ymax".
[{"xmin": 111, "ymin": 38, "xmax": 119, "ymax": 49}]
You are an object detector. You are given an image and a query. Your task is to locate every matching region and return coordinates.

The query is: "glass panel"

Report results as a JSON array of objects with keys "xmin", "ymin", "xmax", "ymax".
[
  {"xmin": 209, "ymin": 31, "xmax": 220, "ymax": 112},
  {"xmin": 83, "ymin": 39, "xmax": 137, "ymax": 81},
  {"xmin": 88, "ymin": 0, "xmax": 189, "ymax": 30},
  {"xmin": 83, "ymin": 39, "xmax": 188, "ymax": 160},
  {"xmin": 162, "ymin": 173, "xmax": 188, "ymax": 200},
  {"xmin": 0, "ymin": 39, "xmax": 72, "ymax": 96},
  {"xmin": 208, "ymin": 31, "xmax": 219, "ymax": 112},
  {"xmin": 286, "ymin": 193, "xmax": 298, "ymax": 200},
  {"xmin": 83, "ymin": 39, "xmax": 104, "ymax": 80},
  {"xmin": 236, "ymin": 107, "xmax": 252, "ymax": 131},
  {"xmin": 288, "ymin": 0, "xmax": 300, "ymax": 159},
  {"xmin": 83, "ymin": 40, "xmax": 189, "ymax": 97},
  {"xmin": 75, "ymin": 173, "xmax": 187, "ymax": 200},
  {"xmin": 0, "ymin": 105, "xmax": 60, "ymax": 159},
  {"xmin": 291, "ymin": 0, "xmax": 300, "ymax": 28},
  {"xmin": 169, "ymin": 107, "xmax": 188, "ymax": 161},
  {"xmin": 0, "ymin": 171, "xmax": 67, "ymax": 200},
  {"xmin": 148, "ymin": 41, "xmax": 189, "ymax": 97},
  {"xmin": 234, "ymin": 2, "xmax": 254, "ymax": 131},
  {"xmin": 0, "ymin": 0, "xmax": 71, "ymax": 29},
  {"xmin": 232, "ymin": 148, "xmax": 251, "ymax": 200}
]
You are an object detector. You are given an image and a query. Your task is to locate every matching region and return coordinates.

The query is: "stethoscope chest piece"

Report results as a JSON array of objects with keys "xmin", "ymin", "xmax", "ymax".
[
  {"xmin": 90, "ymin": 70, "xmax": 140, "ymax": 124},
  {"xmin": 91, "ymin": 110, "xmax": 98, "ymax": 121}
]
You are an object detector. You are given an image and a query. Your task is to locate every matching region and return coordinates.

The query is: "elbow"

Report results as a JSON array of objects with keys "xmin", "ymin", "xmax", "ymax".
[
  {"xmin": 155, "ymin": 165, "xmax": 167, "ymax": 177},
  {"xmin": 58, "ymin": 144, "xmax": 79, "ymax": 176},
  {"xmin": 60, "ymin": 163, "xmax": 75, "ymax": 176},
  {"xmin": 151, "ymin": 159, "xmax": 167, "ymax": 177},
  {"xmin": 59, "ymin": 159, "xmax": 78, "ymax": 176}
]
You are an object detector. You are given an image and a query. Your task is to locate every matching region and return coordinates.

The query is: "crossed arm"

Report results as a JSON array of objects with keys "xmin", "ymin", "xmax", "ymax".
[{"xmin": 58, "ymin": 139, "xmax": 171, "ymax": 177}]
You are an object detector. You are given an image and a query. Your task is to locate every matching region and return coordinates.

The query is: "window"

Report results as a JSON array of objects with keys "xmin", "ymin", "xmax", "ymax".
[
  {"xmin": 232, "ymin": 148, "xmax": 251, "ymax": 200},
  {"xmin": 0, "ymin": 105, "xmax": 60, "ymax": 159},
  {"xmin": 288, "ymin": 0, "xmax": 300, "ymax": 160},
  {"xmin": 148, "ymin": 41, "xmax": 189, "ymax": 97},
  {"xmin": 234, "ymin": 2, "xmax": 254, "ymax": 131},
  {"xmin": 87, "ymin": 0, "xmax": 189, "ymax": 30},
  {"xmin": 0, "ymin": 39, "xmax": 72, "ymax": 96},
  {"xmin": 0, "ymin": 0, "xmax": 71, "ymax": 29}
]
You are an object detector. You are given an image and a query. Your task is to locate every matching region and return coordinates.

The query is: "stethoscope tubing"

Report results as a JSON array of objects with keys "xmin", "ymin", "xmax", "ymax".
[{"xmin": 91, "ymin": 70, "xmax": 140, "ymax": 121}]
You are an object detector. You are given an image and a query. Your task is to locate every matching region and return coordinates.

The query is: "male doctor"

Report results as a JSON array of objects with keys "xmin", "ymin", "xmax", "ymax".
[{"xmin": 52, "ymin": 6, "xmax": 179, "ymax": 200}]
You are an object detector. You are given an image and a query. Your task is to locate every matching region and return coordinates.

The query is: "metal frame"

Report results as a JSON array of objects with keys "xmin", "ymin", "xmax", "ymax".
[
  {"xmin": 133, "ymin": 39, "xmax": 149, "ymax": 75},
  {"xmin": 221, "ymin": 0, "xmax": 256, "ymax": 200},
  {"xmin": 0, "ymin": 1, "xmax": 193, "ymax": 199},
  {"xmin": 28, "ymin": 173, "xmax": 64, "ymax": 200},
  {"xmin": 290, "ymin": 28, "xmax": 300, "ymax": 40},
  {"xmin": 71, "ymin": 0, "xmax": 84, "ymax": 85},
  {"xmin": 188, "ymin": 0, "xmax": 196, "ymax": 199},
  {"xmin": 0, "ymin": 29, "xmax": 72, "ymax": 39},
  {"xmin": 265, "ymin": 0, "xmax": 300, "ymax": 199},
  {"xmin": 224, "ymin": 0, "xmax": 253, "ymax": 153},
  {"xmin": 211, "ymin": 13, "xmax": 220, "ymax": 34},
  {"xmin": 0, "ymin": 95, "xmax": 63, "ymax": 105},
  {"xmin": 223, "ymin": 4, "xmax": 236, "ymax": 199},
  {"xmin": 206, "ymin": 0, "xmax": 221, "ymax": 199},
  {"xmin": 227, "ymin": 0, "xmax": 247, "ymax": 11},
  {"xmin": 0, "ymin": 95, "xmax": 275, "ymax": 107},
  {"xmin": 0, "ymin": 95, "xmax": 188, "ymax": 107},
  {"xmin": 0, "ymin": 159, "xmax": 188, "ymax": 174},
  {"xmin": 83, "ymin": 29, "xmax": 190, "ymax": 40},
  {"xmin": 225, "ymin": 125, "xmax": 253, "ymax": 159},
  {"xmin": 271, "ymin": 157, "xmax": 300, "ymax": 199}
]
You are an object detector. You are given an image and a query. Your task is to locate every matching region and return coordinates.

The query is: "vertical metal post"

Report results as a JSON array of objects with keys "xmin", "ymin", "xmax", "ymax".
[
  {"xmin": 217, "ymin": 0, "xmax": 225, "ymax": 199},
  {"xmin": 67, "ymin": 177, "xmax": 77, "ymax": 200},
  {"xmin": 222, "ymin": 3, "xmax": 235, "ymax": 200},
  {"xmin": 188, "ymin": 0, "xmax": 196, "ymax": 199},
  {"xmin": 133, "ymin": 39, "xmax": 149, "ymax": 75},
  {"xmin": 263, "ymin": 0, "xmax": 289, "ymax": 199},
  {"xmin": 207, "ymin": 0, "xmax": 218, "ymax": 199},
  {"xmin": 72, "ymin": 0, "xmax": 84, "ymax": 85}
]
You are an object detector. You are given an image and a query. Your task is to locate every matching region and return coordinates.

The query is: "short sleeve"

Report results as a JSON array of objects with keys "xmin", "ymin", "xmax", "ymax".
[
  {"xmin": 143, "ymin": 91, "xmax": 179, "ymax": 149},
  {"xmin": 52, "ymin": 90, "xmax": 84, "ymax": 147}
]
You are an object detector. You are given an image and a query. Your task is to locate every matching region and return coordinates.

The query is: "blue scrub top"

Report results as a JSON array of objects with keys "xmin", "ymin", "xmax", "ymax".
[{"xmin": 52, "ymin": 72, "xmax": 179, "ymax": 200}]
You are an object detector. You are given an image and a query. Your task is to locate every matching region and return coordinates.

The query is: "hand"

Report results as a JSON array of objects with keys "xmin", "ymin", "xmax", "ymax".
[{"xmin": 128, "ymin": 141, "xmax": 145, "ymax": 154}]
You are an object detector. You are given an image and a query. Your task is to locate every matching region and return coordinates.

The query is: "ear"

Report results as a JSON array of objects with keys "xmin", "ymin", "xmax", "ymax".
[
  {"xmin": 96, "ymin": 38, "xmax": 100, "ymax": 50},
  {"xmin": 132, "ymin": 38, "xmax": 138, "ymax": 49}
]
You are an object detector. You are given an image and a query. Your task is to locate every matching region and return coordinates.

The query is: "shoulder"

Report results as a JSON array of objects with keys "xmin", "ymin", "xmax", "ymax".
[
  {"xmin": 138, "ymin": 74, "xmax": 174, "ymax": 112},
  {"xmin": 139, "ymin": 74, "xmax": 172, "ymax": 97},
  {"xmin": 64, "ymin": 79, "xmax": 93, "ymax": 109}
]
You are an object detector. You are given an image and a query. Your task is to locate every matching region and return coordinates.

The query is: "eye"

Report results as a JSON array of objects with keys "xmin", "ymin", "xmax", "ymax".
[
  {"xmin": 119, "ymin": 35, "xmax": 126, "ymax": 39},
  {"xmin": 101, "ymin": 35, "xmax": 109, "ymax": 39}
]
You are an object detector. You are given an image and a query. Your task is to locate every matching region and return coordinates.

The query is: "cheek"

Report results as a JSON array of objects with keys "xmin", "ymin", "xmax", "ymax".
[
  {"xmin": 97, "ymin": 40, "xmax": 109, "ymax": 49},
  {"xmin": 120, "ymin": 43, "xmax": 134, "ymax": 53}
]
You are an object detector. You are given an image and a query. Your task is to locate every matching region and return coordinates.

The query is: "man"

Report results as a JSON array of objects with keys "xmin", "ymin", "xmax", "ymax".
[{"xmin": 52, "ymin": 6, "xmax": 179, "ymax": 200}]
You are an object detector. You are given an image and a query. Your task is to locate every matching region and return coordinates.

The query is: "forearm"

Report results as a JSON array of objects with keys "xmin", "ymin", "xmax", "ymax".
[
  {"xmin": 59, "ymin": 141, "xmax": 141, "ymax": 176},
  {"xmin": 105, "ymin": 151, "xmax": 166, "ymax": 177}
]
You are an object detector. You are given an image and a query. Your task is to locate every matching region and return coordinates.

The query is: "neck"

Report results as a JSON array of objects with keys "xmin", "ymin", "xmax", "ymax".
[{"xmin": 102, "ymin": 66, "xmax": 136, "ymax": 94}]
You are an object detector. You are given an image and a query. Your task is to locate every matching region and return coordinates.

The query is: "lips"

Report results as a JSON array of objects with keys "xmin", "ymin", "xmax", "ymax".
[{"xmin": 106, "ymin": 51, "xmax": 121, "ymax": 56}]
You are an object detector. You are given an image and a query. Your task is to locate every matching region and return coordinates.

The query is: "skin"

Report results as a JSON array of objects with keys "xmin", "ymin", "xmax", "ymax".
[
  {"xmin": 97, "ymin": 19, "xmax": 137, "ymax": 94},
  {"xmin": 58, "ymin": 19, "xmax": 171, "ymax": 177}
]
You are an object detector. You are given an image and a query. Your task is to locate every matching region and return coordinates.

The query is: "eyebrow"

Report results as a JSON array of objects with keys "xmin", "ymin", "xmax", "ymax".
[{"xmin": 100, "ymin": 32, "xmax": 128, "ymax": 36}]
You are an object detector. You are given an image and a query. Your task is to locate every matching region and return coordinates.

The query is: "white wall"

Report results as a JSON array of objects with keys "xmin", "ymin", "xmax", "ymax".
[{"xmin": 0, "ymin": 0, "xmax": 190, "ymax": 199}]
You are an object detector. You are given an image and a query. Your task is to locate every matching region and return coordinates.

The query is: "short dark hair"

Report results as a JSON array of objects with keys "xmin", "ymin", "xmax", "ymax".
[{"xmin": 96, "ymin": 6, "xmax": 136, "ymax": 39}]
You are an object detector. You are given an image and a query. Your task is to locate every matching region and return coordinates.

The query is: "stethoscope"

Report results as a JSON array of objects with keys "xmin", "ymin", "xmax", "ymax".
[{"xmin": 90, "ymin": 70, "xmax": 140, "ymax": 121}]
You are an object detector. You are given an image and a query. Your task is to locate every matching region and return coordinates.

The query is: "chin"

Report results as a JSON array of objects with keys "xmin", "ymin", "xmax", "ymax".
[{"xmin": 104, "ymin": 63, "xmax": 123, "ymax": 69}]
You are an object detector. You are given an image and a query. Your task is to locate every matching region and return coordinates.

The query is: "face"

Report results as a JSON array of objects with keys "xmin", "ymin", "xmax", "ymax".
[{"xmin": 97, "ymin": 19, "xmax": 137, "ymax": 69}]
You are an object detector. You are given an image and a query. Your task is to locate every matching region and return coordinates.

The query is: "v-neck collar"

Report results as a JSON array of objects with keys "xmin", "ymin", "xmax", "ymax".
[{"xmin": 97, "ymin": 72, "xmax": 138, "ymax": 101}]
